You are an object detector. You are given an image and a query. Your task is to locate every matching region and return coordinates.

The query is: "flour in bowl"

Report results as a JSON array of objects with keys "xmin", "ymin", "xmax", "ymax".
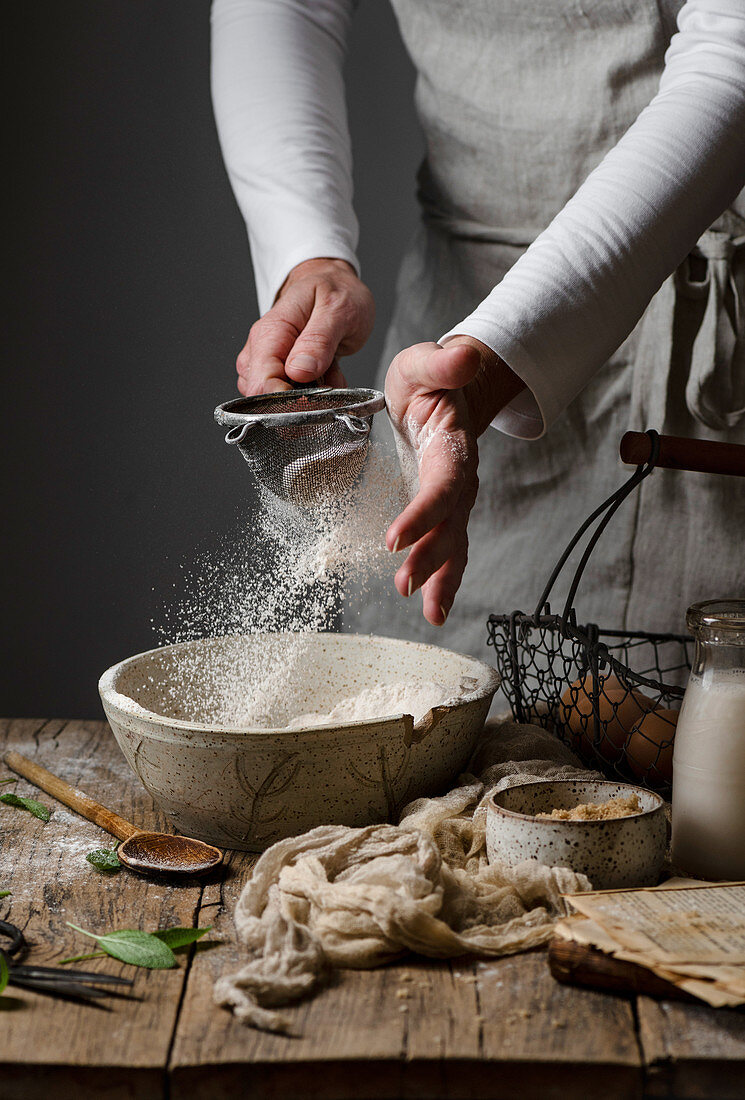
[
  {"xmin": 283, "ymin": 679, "xmax": 450, "ymax": 729},
  {"xmin": 153, "ymin": 434, "xmax": 418, "ymax": 728}
]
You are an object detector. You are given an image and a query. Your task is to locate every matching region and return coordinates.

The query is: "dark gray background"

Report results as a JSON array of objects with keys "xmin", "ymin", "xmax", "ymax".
[{"xmin": 5, "ymin": 2, "xmax": 423, "ymax": 718}]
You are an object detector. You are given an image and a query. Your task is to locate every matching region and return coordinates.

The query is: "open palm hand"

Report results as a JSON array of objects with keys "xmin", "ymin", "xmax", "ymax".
[{"xmin": 385, "ymin": 337, "xmax": 524, "ymax": 625}]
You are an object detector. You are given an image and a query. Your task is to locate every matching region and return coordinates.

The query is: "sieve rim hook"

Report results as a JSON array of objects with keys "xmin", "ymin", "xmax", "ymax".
[
  {"xmin": 335, "ymin": 413, "xmax": 370, "ymax": 435},
  {"xmin": 224, "ymin": 423, "xmax": 253, "ymax": 445}
]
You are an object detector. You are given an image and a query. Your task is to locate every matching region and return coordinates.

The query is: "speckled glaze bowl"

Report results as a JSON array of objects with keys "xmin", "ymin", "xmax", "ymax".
[
  {"xmin": 485, "ymin": 779, "xmax": 666, "ymax": 889},
  {"xmin": 99, "ymin": 632, "xmax": 500, "ymax": 851}
]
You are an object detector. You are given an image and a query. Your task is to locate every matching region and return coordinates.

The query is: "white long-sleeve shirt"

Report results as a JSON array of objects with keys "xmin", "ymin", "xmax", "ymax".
[{"xmin": 211, "ymin": 0, "xmax": 745, "ymax": 439}]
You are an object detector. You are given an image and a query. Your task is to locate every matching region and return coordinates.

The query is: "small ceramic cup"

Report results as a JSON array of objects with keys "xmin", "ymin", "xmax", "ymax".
[{"xmin": 485, "ymin": 779, "xmax": 666, "ymax": 890}]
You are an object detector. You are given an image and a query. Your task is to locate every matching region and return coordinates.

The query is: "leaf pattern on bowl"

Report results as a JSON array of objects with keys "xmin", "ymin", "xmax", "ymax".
[
  {"xmin": 229, "ymin": 751, "xmax": 302, "ymax": 847},
  {"xmin": 348, "ymin": 744, "xmax": 413, "ymax": 821}
]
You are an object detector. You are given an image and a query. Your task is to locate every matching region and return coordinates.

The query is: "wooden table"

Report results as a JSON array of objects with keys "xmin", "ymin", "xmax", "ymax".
[{"xmin": 2, "ymin": 718, "xmax": 744, "ymax": 1100}]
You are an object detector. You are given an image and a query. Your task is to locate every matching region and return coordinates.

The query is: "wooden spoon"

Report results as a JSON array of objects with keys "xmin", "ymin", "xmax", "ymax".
[{"xmin": 3, "ymin": 751, "xmax": 222, "ymax": 877}]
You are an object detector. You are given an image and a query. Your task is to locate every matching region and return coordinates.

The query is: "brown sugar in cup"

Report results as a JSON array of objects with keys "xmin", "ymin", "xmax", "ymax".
[{"xmin": 485, "ymin": 779, "xmax": 666, "ymax": 890}]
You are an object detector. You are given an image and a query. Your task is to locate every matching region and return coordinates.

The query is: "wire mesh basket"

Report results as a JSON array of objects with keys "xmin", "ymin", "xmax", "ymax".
[{"xmin": 488, "ymin": 430, "xmax": 745, "ymax": 797}]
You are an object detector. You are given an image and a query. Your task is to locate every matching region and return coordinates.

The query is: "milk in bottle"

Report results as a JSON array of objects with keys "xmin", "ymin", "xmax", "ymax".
[{"xmin": 672, "ymin": 600, "xmax": 745, "ymax": 880}]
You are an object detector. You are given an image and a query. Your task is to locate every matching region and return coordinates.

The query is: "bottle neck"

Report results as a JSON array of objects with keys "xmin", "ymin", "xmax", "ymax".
[{"xmin": 691, "ymin": 637, "xmax": 745, "ymax": 680}]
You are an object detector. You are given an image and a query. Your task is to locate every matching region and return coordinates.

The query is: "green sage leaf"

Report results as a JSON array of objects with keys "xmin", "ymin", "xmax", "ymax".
[
  {"xmin": 0, "ymin": 777, "xmax": 17, "ymax": 785},
  {"xmin": 86, "ymin": 848, "xmax": 121, "ymax": 873},
  {"xmin": 66, "ymin": 922, "xmax": 176, "ymax": 969},
  {"xmin": 0, "ymin": 950, "xmax": 9, "ymax": 995},
  {"xmin": 154, "ymin": 925, "xmax": 212, "ymax": 949},
  {"xmin": 0, "ymin": 891, "xmax": 11, "ymax": 899},
  {"xmin": 0, "ymin": 792, "xmax": 51, "ymax": 822}
]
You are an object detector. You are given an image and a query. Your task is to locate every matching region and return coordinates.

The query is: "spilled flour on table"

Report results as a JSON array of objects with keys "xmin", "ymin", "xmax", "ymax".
[{"xmin": 149, "ymin": 434, "xmax": 447, "ymax": 728}]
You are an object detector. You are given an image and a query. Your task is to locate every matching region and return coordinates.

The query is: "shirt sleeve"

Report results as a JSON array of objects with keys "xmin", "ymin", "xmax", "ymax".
[
  {"xmin": 210, "ymin": 0, "xmax": 359, "ymax": 315},
  {"xmin": 440, "ymin": 0, "xmax": 745, "ymax": 440}
]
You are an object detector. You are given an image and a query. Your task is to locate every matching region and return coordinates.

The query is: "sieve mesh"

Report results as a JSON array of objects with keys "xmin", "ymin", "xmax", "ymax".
[{"xmin": 214, "ymin": 388, "xmax": 386, "ymax": 506}]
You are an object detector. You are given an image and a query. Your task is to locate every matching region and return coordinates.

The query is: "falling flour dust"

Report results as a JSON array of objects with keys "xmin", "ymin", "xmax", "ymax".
[{"xmin": 152, "ymin": 429, "xmax": 459, "ymax": 729}]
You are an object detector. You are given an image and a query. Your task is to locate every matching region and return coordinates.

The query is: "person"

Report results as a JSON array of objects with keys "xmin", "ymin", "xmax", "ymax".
[{"xmin": 210, "ymin": 0, "xmax": 745, "ymax": 660}]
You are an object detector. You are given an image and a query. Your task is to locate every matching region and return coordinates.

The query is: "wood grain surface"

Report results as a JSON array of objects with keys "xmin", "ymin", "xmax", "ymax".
[
  {"xmin": 638, "ymin": 997, "xmax": 745, "ymax": 1099},
  {"xmin": 2, "ymin": 718, "xmax": 744, "ymax": 1100},
  {"xmin": 0, "ymin": 718, "xmax": 203, "ymax": 1100}
]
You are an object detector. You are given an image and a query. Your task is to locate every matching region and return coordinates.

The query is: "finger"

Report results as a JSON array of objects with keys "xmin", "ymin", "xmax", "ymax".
[
  {"xmin": 237, "ymin": 371, "xmax": 292, "ymax": 396},
  {"xmin": 238, "ymin": 360, "xmax": 343, "ymax": 396},
  {"xmin": 388, "ymin": 343, "xmax": 482, "ymax": 408},
  {"xmin": 388, "ymin": 479, "xmax": 461, "ymax": 556},
  {"xmin": 321, "ymin": 358, "xmax": 347, "ymax": 389},
  {"xmin": 386, "ymin": 429, "xmax": 474, "ymax": 551},
  {"xmin": 393, "ymin": 475, "xmax": 475, "ymax": 597},
  {"xmin": 237, "ymin": 314, "xmax": 302, "ymax": 395},
  {"xmin": 237, "ymin": 354, "xmax": 291, "ymax": 395},
  {"xmin": 285, "ymin": 296, "xmax": 358, "ymax": 384},
  {"xmin": 420, "ymin": 552, "xmax": 469, "ymax": 626},
  {"xmin": 393, "ymin": 511, "xmax": 467, "ymax": 598}
]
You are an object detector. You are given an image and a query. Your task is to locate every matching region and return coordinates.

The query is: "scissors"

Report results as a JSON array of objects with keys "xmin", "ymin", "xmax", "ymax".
[{"xmin": 0, "ymin": 919, "xmax": 133, "ymax": 1001}]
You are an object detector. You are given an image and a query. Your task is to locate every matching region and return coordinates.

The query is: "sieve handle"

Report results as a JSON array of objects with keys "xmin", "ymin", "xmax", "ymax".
[
  {"xmin": 225, "ymin": 423, "xmax": 252, "ymax": 445},
  {"xmin": 620, "ymin": 432, "xmax": 745, "ymax": 477},
  {"xmin": 335, "ymin": 413, "xmax": 370, "ymax": 435}
]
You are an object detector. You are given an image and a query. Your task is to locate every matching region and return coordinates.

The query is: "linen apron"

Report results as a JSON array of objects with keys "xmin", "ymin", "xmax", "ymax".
[{"xmin": 355, "ymin": 0, "xmax": 745, "ymax": 659}]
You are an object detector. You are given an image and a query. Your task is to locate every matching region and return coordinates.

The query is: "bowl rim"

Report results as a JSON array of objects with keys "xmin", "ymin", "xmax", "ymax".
[
  {"xmin": 99, "ymin": 630, "xmax": 501, "ymax": 737},
  {"xmin": 488, "ymin": 778, "xmax": 665, "ymax": 824}
]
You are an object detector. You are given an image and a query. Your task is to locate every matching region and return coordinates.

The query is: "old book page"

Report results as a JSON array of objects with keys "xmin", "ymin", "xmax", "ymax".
[{"xmin": 556, "ymin": 882, "xmax": 745, "ymax": 1006}]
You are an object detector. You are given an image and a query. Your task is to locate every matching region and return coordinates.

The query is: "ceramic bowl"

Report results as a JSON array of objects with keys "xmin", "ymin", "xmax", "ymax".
[
  {"xmin": 485, "ymin": 779, "xmax": 666, "ymax": 889},
  {"xmin": 99, "ymin": 632, "xmax": 500, "ymax": 851}
]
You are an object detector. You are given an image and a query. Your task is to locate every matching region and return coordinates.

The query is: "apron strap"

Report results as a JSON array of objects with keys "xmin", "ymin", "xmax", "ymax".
[{"xmin": 681, "ymin": 229, "xmax": 745, "ymax": 432}]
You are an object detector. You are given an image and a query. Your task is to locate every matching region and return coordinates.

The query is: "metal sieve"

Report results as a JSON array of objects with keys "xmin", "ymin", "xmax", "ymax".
[{"xmin": 214, "ymin": 387, "xmax": 386, "ymax": 506}]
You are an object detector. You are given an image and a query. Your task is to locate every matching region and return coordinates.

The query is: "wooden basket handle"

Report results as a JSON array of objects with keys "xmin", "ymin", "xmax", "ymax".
[{"xmin": 621, "ymin": 432, "xmax": 745, "ymax": 478}]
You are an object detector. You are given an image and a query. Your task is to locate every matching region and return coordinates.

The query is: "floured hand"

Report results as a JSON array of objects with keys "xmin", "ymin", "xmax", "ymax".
[{"xmin": 385, "ymin": 336, "xmax": 524, "ymax": 626}]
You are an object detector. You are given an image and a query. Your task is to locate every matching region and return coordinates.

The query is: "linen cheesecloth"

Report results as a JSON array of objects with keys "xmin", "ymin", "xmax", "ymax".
[{"xmin": 214, "ymin": 720, "xmax": 602, "ymax": 1033}]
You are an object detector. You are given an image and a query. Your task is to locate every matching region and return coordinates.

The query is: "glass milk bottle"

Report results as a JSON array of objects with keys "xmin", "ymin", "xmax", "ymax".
[{"xmin": 672, "ymin": 600, "xmax": 745, "ymax": 880}]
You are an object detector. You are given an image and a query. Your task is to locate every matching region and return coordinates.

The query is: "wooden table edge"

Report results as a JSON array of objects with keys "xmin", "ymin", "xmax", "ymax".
[{"xmin": 168, "ymin": 1054, "xmax": 644, "ymax": 1100}]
